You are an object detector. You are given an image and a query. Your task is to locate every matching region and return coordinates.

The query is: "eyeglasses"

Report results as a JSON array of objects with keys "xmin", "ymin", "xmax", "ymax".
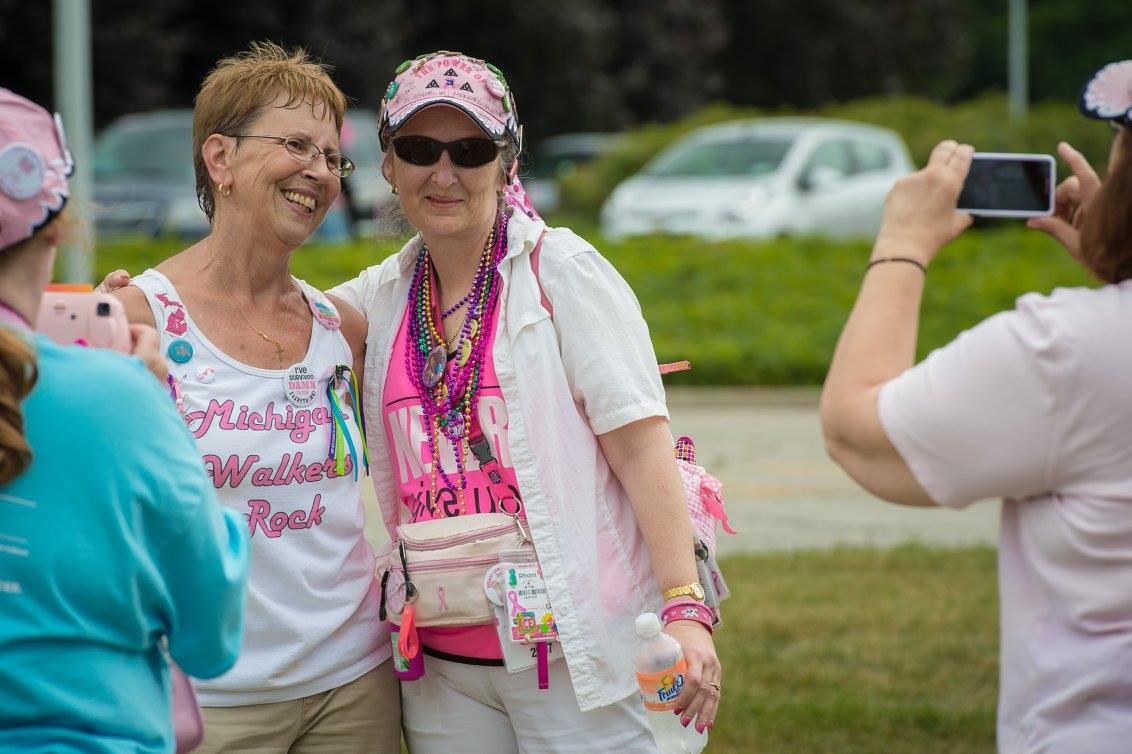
[
  {"xmin": 232, "ymin": 134, "xmax": 355, "ymax": 177},
  {"xmin": 391, "ymin": 136, "xmax": 503, "ymax": 168}
]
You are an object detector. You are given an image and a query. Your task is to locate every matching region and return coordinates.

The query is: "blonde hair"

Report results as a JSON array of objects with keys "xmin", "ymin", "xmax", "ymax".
[{"xmin": 192, "ymin": 41, "xmax": 348, "ymax": 222}]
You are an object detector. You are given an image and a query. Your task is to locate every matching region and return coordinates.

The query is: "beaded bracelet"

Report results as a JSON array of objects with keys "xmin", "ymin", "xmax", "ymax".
[{"xmin": 661, "ymin": 600, "xmax": 714, "ymax": 634}]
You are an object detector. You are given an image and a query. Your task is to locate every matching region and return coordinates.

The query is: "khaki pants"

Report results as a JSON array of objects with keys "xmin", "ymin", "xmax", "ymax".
[{"xmin": 197, "ymin": 661, "xmax": 401, "ymax": 753}]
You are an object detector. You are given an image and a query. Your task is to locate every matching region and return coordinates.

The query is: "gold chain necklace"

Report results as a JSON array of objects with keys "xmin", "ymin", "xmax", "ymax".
[{"xmin": 214, "ymin": 269, "xmax": 291, "ymax": 365}]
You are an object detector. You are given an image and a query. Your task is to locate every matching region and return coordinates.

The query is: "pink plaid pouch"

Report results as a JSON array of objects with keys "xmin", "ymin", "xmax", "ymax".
[{"xmin": 675, "ymin": 437, "xmax": 737, "ymax": 556}]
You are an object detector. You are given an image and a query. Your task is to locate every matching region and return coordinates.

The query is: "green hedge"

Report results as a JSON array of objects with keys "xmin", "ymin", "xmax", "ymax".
[
  {"xmin": 559, "ymin": 94, "xmax": 1117, "ymax": 220},
  {"xmin": 94, "ymin": 225, "xmax": 1091, "ymax": 386}
]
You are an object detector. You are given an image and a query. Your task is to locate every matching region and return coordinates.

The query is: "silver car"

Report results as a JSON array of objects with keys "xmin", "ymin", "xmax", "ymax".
[{"xmin": 601, "ymin": 118, "xmax": 913, "ymax": 240}]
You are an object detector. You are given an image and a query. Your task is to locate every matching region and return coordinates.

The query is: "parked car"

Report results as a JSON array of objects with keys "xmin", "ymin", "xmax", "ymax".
[
  {"xmin": 92, "ymin": 109, "xmax": 392, "ymax": 240},
  {"xmin": 524, "ymin": 132, "xmax": 621, "ymax": 215},
  {"xmin": 600, "ymin": 118, "xmax": 913, "ymax": 240}
]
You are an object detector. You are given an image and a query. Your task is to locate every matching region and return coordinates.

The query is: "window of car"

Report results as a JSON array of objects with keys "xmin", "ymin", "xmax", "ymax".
[
  {"xmin": 528, "ymin": 149, "xmax": 604, "ymax": 179},
  {"xmin": 646, "ymin": 135, "xmax": 795, "ymax": 178},
  {"xmin": 93, "ymin": 123, "xmax": 194, "ymax": 183},
  {"xmin": 801, "ymin": 140, "xmax": 853, "ymax": 180},
  {"xmin": 850, "ymin": 140, "xmax": 892, "ymax": 173}
]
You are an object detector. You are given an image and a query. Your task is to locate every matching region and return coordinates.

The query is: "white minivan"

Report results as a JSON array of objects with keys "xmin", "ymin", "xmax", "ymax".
[{"xmin": 600, "ymin": 118, "xmax": 913, "ymax": 240}]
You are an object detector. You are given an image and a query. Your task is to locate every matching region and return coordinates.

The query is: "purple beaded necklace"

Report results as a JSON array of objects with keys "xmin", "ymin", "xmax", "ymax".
[{"xmin": 405, "ymin": 211, "xmax": 510, "ymax": 511}]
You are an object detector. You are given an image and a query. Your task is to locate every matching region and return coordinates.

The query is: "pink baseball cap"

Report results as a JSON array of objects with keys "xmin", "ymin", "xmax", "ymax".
[
  {"xmin": 0, "ymin": 89, "xmax": 73, "ymax": 252},
  {"xmin": 379, "ymin": 51, "xmax": 521, "ymax": 150},
  {"xmin": 1080, "ymin": 60, "xmax": 1132, "ymax": 126}
]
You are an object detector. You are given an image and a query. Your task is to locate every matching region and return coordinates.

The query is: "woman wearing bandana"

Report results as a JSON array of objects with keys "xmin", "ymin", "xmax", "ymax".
[
  {"xmin": 330, "ymin": 51, "xmax": 722, "ymax": 753},
  {"xmin": 0, "ymin": 89, "xmax": 248, "ymax": 753},
  {"xmin": 822, "ymin": 60, "xmax": 1132, "ymax": 753}
]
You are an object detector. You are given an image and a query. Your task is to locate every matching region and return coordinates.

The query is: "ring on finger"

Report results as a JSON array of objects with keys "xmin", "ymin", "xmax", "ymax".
[{"xmin": 709, "ymin": 681, "xmax": 721, "ymax": 690}]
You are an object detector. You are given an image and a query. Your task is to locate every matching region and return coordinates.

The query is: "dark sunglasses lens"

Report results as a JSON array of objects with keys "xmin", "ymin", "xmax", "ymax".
[
  {"xmin": 450, "ymin": 139, "xmax": 500, "ymax": 167},
  {"xmin": 394, "ymin": 137, "xmax": 443, "ymax": 166}
]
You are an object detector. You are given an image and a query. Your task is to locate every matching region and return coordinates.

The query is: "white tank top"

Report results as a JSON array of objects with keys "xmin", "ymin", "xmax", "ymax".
[{"xmin": 132, "ymin": 269, "xmax": 387, "ymax": 706}]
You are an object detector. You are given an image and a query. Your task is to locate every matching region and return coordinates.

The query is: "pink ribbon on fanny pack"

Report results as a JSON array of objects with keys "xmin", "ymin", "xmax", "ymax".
[{"xmin": 437, "ymin": 586, "xmax": 449, "ymax": 612}]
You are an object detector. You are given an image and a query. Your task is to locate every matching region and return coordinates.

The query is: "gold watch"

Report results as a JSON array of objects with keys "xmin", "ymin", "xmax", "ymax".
[{"xmin": 662, "ymin": 582, "xmax": 706, "ymax": 602}]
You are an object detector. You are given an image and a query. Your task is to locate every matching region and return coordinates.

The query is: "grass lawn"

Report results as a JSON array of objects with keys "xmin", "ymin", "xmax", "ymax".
[
  {"xmin": 709, "ymin": 545, "xmax": 998, "ymax": 753},
  {"xmin": 91, "ymin": 225, "xmax": 1089, "ymax": 385}
]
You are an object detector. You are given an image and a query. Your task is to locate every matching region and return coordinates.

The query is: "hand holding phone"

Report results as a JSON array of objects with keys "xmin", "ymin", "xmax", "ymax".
[
  {"xmin": 36, "ymin": 292, "xmax": 131, "ymax": 353},
  {"xmin": 1026, "ymin": 142, "xmax": 1104, "ymax": 257},
  {"xmin": 957, "ymin": 153, "xmax": 1055, "ymax": 217}
]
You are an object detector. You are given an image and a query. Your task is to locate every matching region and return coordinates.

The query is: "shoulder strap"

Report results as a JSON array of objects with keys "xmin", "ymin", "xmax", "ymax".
[{"xmin": 529, "ymin": 230, "xmax": 552, "ymax": 317}]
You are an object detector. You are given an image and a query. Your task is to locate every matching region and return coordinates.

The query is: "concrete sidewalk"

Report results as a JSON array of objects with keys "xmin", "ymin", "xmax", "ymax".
[{"xmin": 362, "ymin": 388, "xmax": 1000, "ymax": 554}]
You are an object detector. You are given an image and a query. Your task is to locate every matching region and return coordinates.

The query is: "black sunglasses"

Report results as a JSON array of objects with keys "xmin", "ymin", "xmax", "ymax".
[{"xmin": 391, "ymin": 136, "xmax": 503, "ymax": 168}]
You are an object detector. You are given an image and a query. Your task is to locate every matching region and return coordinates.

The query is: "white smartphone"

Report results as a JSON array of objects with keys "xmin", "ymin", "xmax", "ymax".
[{"xmin": 957, "ymin": 152, "xmax": 1055, "ymax": 218}]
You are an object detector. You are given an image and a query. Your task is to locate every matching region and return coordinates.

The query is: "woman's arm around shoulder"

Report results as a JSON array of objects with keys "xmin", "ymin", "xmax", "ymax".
[{"xmin": 113, "ymin": 283, "xmax": 157, "ymax": 328}]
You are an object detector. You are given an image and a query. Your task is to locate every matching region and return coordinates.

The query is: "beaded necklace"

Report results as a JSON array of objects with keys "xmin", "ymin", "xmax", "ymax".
[{"xmin": 405, "ymin": 212, "xmax": 509, "ymax": 514}]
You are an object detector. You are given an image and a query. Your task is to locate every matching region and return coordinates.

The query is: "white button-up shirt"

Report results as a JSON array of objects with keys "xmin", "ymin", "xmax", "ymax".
[{"xmin": 330, "ymin": 210, "xmax": 670, "ymax": 710}]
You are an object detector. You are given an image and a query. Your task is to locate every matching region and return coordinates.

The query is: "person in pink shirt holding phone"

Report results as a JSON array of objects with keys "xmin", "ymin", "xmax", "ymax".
[{"xmin": 822, "ymin": 60, "xmax": 1132, "ymax": 753}]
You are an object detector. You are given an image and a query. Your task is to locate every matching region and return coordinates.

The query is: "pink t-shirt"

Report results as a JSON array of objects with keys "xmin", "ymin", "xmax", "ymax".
[
  {"xmin": 879, "ymin": 283, "xmax": 1132, "ymax": 753},
  {"xmin": 382, "ymin": 297, "xmax": 524, "ymax": 661}
]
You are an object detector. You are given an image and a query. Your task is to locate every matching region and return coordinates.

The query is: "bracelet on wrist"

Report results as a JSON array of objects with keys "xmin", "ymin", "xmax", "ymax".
[
  {"xmin": 661, "ymin": 600, "xmax": 715, "ymax": 634},
  {"xmin": 866, "ymin": 256, "xmax": 927, "ymax": 274}
]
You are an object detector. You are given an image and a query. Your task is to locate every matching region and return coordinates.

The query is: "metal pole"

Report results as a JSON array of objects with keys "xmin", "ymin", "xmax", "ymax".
[
  {"xmin": 53, "ymin": 0, "xmax": 94, "ymax": 284},
  {"xmin": 1008, "ymin": 0, "xmax": 1028, "ymax": 123}
]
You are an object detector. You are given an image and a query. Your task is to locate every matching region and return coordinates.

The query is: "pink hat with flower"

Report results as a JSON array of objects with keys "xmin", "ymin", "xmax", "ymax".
[
  {"xmin": 1080, "ymin": 60, "xmax": 1132, "ymax": 126},
  {"xmin": 379, "ymin": 51, "xmax": 522, "ymax": 150},
  {"xmin": 0, "ymin": 89, "xmax": 73, "ymax": 252}
]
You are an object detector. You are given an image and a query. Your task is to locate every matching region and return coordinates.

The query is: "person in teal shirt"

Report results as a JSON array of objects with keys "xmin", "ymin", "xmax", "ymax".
[{"xmin": 0, "ymin": 89, "xmax": 249, "ymax": 752}]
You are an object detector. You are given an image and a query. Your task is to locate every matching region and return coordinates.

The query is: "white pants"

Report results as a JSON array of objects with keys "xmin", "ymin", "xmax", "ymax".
[{"xmin": 401, "ymin": 655, "xmax": 659, "ymax": 754}]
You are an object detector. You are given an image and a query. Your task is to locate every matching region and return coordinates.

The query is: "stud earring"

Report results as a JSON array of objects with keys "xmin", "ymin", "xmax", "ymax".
[{"xmin": 219, "ymin": 183, "xmax": 231, "ymax": 198}]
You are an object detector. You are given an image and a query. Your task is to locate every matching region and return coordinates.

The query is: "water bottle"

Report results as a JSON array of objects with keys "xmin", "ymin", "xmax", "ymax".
[{"xmin": 635, "ymin": 613, "xmax": 708, "ymax": 754}]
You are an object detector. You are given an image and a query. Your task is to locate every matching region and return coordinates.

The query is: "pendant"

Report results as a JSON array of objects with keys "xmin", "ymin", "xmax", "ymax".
[
  {"xmin": 423, "ymin": 344, "xmax": 447, "ymax": 388},
  {"xmin": 467, "ymin": 319, "xmax": 480, "ymax": 340},
  {"xmin": 457, "ymin": 338, "xmax": 472, "ymax": 367}
]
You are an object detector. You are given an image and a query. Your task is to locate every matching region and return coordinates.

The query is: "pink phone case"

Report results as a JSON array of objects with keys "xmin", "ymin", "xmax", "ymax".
[{"xmin": 36, "ymin": 292, "xmax": 131, "ymax": 353}]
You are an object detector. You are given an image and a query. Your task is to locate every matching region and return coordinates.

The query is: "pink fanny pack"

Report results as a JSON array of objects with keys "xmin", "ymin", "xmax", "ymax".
[{"xmin": 389, "ymin": 512, "xmax": 531, "ymax": 628}]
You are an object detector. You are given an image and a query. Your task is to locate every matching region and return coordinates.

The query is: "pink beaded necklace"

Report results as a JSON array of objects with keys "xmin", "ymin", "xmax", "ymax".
[{"xmin": 405, "ymin": 212, "xmax": 509, "ymax": 514}]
